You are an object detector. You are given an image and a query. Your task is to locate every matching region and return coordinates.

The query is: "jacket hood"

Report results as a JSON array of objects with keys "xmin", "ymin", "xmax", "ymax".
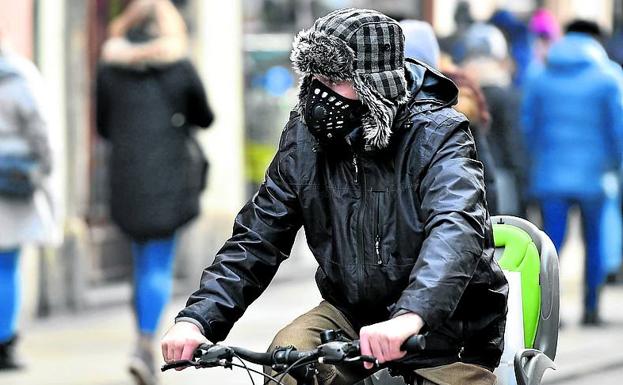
[
  {"xmin": 385, "ymin": 59, "xmax": 458, "ymax": 143},
  {"xmin": 404, "ymin": 58, "xmax": 458, "ymax": 109},
  {"xmin": 547, "ymin": 33, "xmax": 608, "ymax": 69}
]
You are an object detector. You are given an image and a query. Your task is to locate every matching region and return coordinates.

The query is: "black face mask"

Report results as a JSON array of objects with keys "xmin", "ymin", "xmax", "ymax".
[{"xmin": 304, "ymin": 78, "xmax": 365, "ymax": 145}]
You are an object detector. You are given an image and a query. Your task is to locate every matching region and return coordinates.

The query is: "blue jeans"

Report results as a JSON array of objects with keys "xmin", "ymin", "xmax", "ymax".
[
  {"xmin": 540, "ymin": 197, "xmax": 605, "ymax": 312},
  {"xmin": 132, "ymin": 237, "xmax": 176, "ymax": 334},
  {"xmin": 0, "ymin": 249, "xmax": 20, "ymax": 342}
]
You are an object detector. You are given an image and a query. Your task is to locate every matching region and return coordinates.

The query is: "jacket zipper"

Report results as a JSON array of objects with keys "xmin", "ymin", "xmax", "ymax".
[
  {"xmin": 352, "ymin": 155, "xmax": 359, "ymax": 184},
  {"xmin": 355, "ymin": 154, "xmax": 366, "ymax": 302},
  {"xmin": 374, "ymin": 194, "xmax": 383, "ymax": 265}
]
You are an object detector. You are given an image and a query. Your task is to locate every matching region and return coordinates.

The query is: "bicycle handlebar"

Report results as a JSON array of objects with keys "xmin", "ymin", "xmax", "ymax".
[
  {"xmin": 229, "ymin": 345, "xmax": 317, "ymax": 366},
  {"xmin": 401, "ymin": 334, "xmax": 427, "ymax": 352},
  {"xmin": 161, "ymin": 331, "xmax": 427, "ymax": 372}
]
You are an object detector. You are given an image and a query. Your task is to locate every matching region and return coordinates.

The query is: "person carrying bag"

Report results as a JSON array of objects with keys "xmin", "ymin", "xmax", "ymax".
[{"xmin": 0, "ymin": 43, "xmax": 55, "ymax": 370}]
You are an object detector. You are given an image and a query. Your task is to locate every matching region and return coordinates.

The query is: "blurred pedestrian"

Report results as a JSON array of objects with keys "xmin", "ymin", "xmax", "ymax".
[
  {"xmin": 0, "ymin": 39, "xmax": 56, "ymax": 370},
  {"xmin": 489, "ymin": 9, "xmax": 532, "ymax": 87},
  {"xmin": 438, "ymin": 0, "xmax": 475, "ymax": 64},
  {"xmin": 604, "ymin": 19, "xmax": 623, "ymax": 283},
  {"xmin": 606, "ymin": 20, "xmax": 623, "ymax": 69},
  {"xmin": 522, "ymin": 20, "xmax": 623, "ymax": 325},
  {"xmin": 462, "ymin": 23, "xmax": 527, "ymax": 217},
  {"xmin": 442, "ymin": 64, "xmax": 499, "ymax": 214},
  {"xmin": 401, "ymin": 19, "xmax": 498, "ymax": 213},
  {"xmin": 400, "ymin": 19, "xmax": 440, "ymax": 68},
  {"xmin": 95, "ymin": 0, "xmax": 213, "ymax": 383},
  {"xmin": 526, "ymin": 8, "xmax": 560, "ymax": 81}
]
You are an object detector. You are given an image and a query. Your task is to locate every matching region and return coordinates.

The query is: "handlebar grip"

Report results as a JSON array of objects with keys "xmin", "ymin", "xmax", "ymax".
[
  {"xmin": 352, "ymin": 334, "xmax": 426, "ymax": 353},
  {"xmin": 401, "ymin": 334, "xmax": 426, "ymax": 352}
]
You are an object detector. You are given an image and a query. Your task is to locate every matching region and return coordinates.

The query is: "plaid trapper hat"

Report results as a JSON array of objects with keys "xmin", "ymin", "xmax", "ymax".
[{"xmin": 291, "ymin": 8, "xmax": 410, "ymax": 150}]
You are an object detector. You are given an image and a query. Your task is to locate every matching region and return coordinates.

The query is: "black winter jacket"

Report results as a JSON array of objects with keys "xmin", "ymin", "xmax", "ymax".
[
  {"xmin": 96, "ymin": 59, "xmax": 213, "ymax": 240},
  {"xmin": 178, "ymin": 61, "xmax": 508, "ymax": 369}
]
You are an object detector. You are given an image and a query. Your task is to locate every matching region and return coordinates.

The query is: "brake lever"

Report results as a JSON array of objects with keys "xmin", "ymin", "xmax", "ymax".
[
  {"xmin": 196, "ymin": 345, "xmax": 234, "ymax": 366},
  {"xmin": 161, "ymin": 360, "xmax": 198, "ymax": 372},
  {"xmin": 194, "ymin": 343, "xmax": 215, "ymax": 358},
  {"xmin": 162, "ymin": 344, "xmax": 234, "ymax": 373}
]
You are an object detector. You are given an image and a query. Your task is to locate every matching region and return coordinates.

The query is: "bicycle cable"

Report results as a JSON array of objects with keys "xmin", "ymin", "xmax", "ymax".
[
  {"xmin": 273, "ymin": 355, "xmax": 316, "ymax": 385},
  {"xmin": 228, "ymin": 361, "xmax": 286, "ymax": 385},
  {"xmin": 233, "ymin": 352, "xmax": 256, "ymax": 385}
]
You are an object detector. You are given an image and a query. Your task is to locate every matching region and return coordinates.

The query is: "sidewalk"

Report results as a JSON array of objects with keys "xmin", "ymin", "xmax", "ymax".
[
  {"xmin": 2, "ymin": 264, "xmax": 323, "ymax": 385},
  {"xmin": 543, "ymin": 284, "xmax": 623, "ymax": 384},
  {"xmin": 543, "ymin": 212, "xmax": 623, "ymax": 383}
]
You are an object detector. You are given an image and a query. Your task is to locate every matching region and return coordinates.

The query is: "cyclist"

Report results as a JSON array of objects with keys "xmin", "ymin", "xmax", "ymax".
[{"xmin": 162, "ymin": 8, "xmax": 508, "ymax": 385}]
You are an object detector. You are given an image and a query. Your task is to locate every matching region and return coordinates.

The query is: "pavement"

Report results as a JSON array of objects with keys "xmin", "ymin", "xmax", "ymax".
[
  {"xmin": 1, "ymin": 266, "xmax": 323, "ymax": 385},
  {"xmin": 3, "ymin": 219, "xmax": 623, "ymax": 385}
]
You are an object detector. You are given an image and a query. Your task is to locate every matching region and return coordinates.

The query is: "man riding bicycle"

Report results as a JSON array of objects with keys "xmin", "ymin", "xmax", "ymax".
[{"xmin": 162, "ymin": 9, "xmax": 508, "ymax": 385}]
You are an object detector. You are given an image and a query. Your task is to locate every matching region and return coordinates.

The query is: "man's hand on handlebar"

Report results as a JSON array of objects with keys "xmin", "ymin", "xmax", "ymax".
[
  {"xmin": 161, "ymin": 321, "xmax": 210, "ymax": 370},
  {"xmin": 358, "ymin": 312, "xmax": 425, "ymax": 370}
]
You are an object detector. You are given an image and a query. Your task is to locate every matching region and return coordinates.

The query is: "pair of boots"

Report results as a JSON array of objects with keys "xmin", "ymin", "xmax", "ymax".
[
  {"xmin": 0, "ymin": 335, "xmax": 22, "ymax": 370},
  {"xmin": 129, "ymin": 333, "xmax": 158, "ymax": 385}
]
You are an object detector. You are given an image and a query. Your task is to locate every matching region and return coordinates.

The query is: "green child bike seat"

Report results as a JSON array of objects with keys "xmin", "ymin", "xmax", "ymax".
[
  {"xmin": 492, "ymin": 216, "xmax": 559, "ymax": 385},
  {"xmin": 494, "ymin": 223, "xmax": 541, "ymax": 348}
]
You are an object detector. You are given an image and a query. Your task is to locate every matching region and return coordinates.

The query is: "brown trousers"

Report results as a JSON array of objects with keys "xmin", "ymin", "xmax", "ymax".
[{"xmin": 264, "ymin": 301, "xmax": 497, "ymax": 385}]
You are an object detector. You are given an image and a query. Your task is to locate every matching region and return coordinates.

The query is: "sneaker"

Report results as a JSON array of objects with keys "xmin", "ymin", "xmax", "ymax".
[
  {"xmin": 129, "ymin": 338, "xmax": 157, "ymax": 385},
  {"xmin": 0, "ymin": 335, "xmax": 24, "ymax": 371}
]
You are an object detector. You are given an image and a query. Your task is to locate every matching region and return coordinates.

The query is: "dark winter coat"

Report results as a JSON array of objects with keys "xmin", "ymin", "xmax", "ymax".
[
  {"xmin": 96, "ymin": 59, "xmax": 213, "ymax": 240},
  {"xmin": 482, "ymin": 85, "xmax": 524, "ymax": 175},
  {"xmin": 178, "ymin": 61, "xmax": 508, "ymax": 369}
]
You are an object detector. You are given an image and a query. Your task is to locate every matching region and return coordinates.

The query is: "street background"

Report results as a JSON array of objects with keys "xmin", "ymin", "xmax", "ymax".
[{"xmin": 0, "ymin": 0, "xmax": 623, "ymax": 384}]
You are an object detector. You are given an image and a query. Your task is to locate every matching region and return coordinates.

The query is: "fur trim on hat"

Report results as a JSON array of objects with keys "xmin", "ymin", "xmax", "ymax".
[{"xmin": 290, "ymin": 29, "xmax": 356, "ymax": 81}]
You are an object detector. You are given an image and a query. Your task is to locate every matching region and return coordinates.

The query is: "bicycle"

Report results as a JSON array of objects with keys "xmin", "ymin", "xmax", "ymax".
[{"xmin": 161, "ymin": 329, "xmax": 427, "ymax": 385}]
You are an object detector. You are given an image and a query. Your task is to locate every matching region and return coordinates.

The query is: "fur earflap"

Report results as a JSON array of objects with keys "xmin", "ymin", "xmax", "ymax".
[
  {"xmin": 353, "ymin": 74, "xmax": 410, "ymax": 149},
  {"xmin": 295, "ymin": 74, "xmax": 313, "ymax": 118}
]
